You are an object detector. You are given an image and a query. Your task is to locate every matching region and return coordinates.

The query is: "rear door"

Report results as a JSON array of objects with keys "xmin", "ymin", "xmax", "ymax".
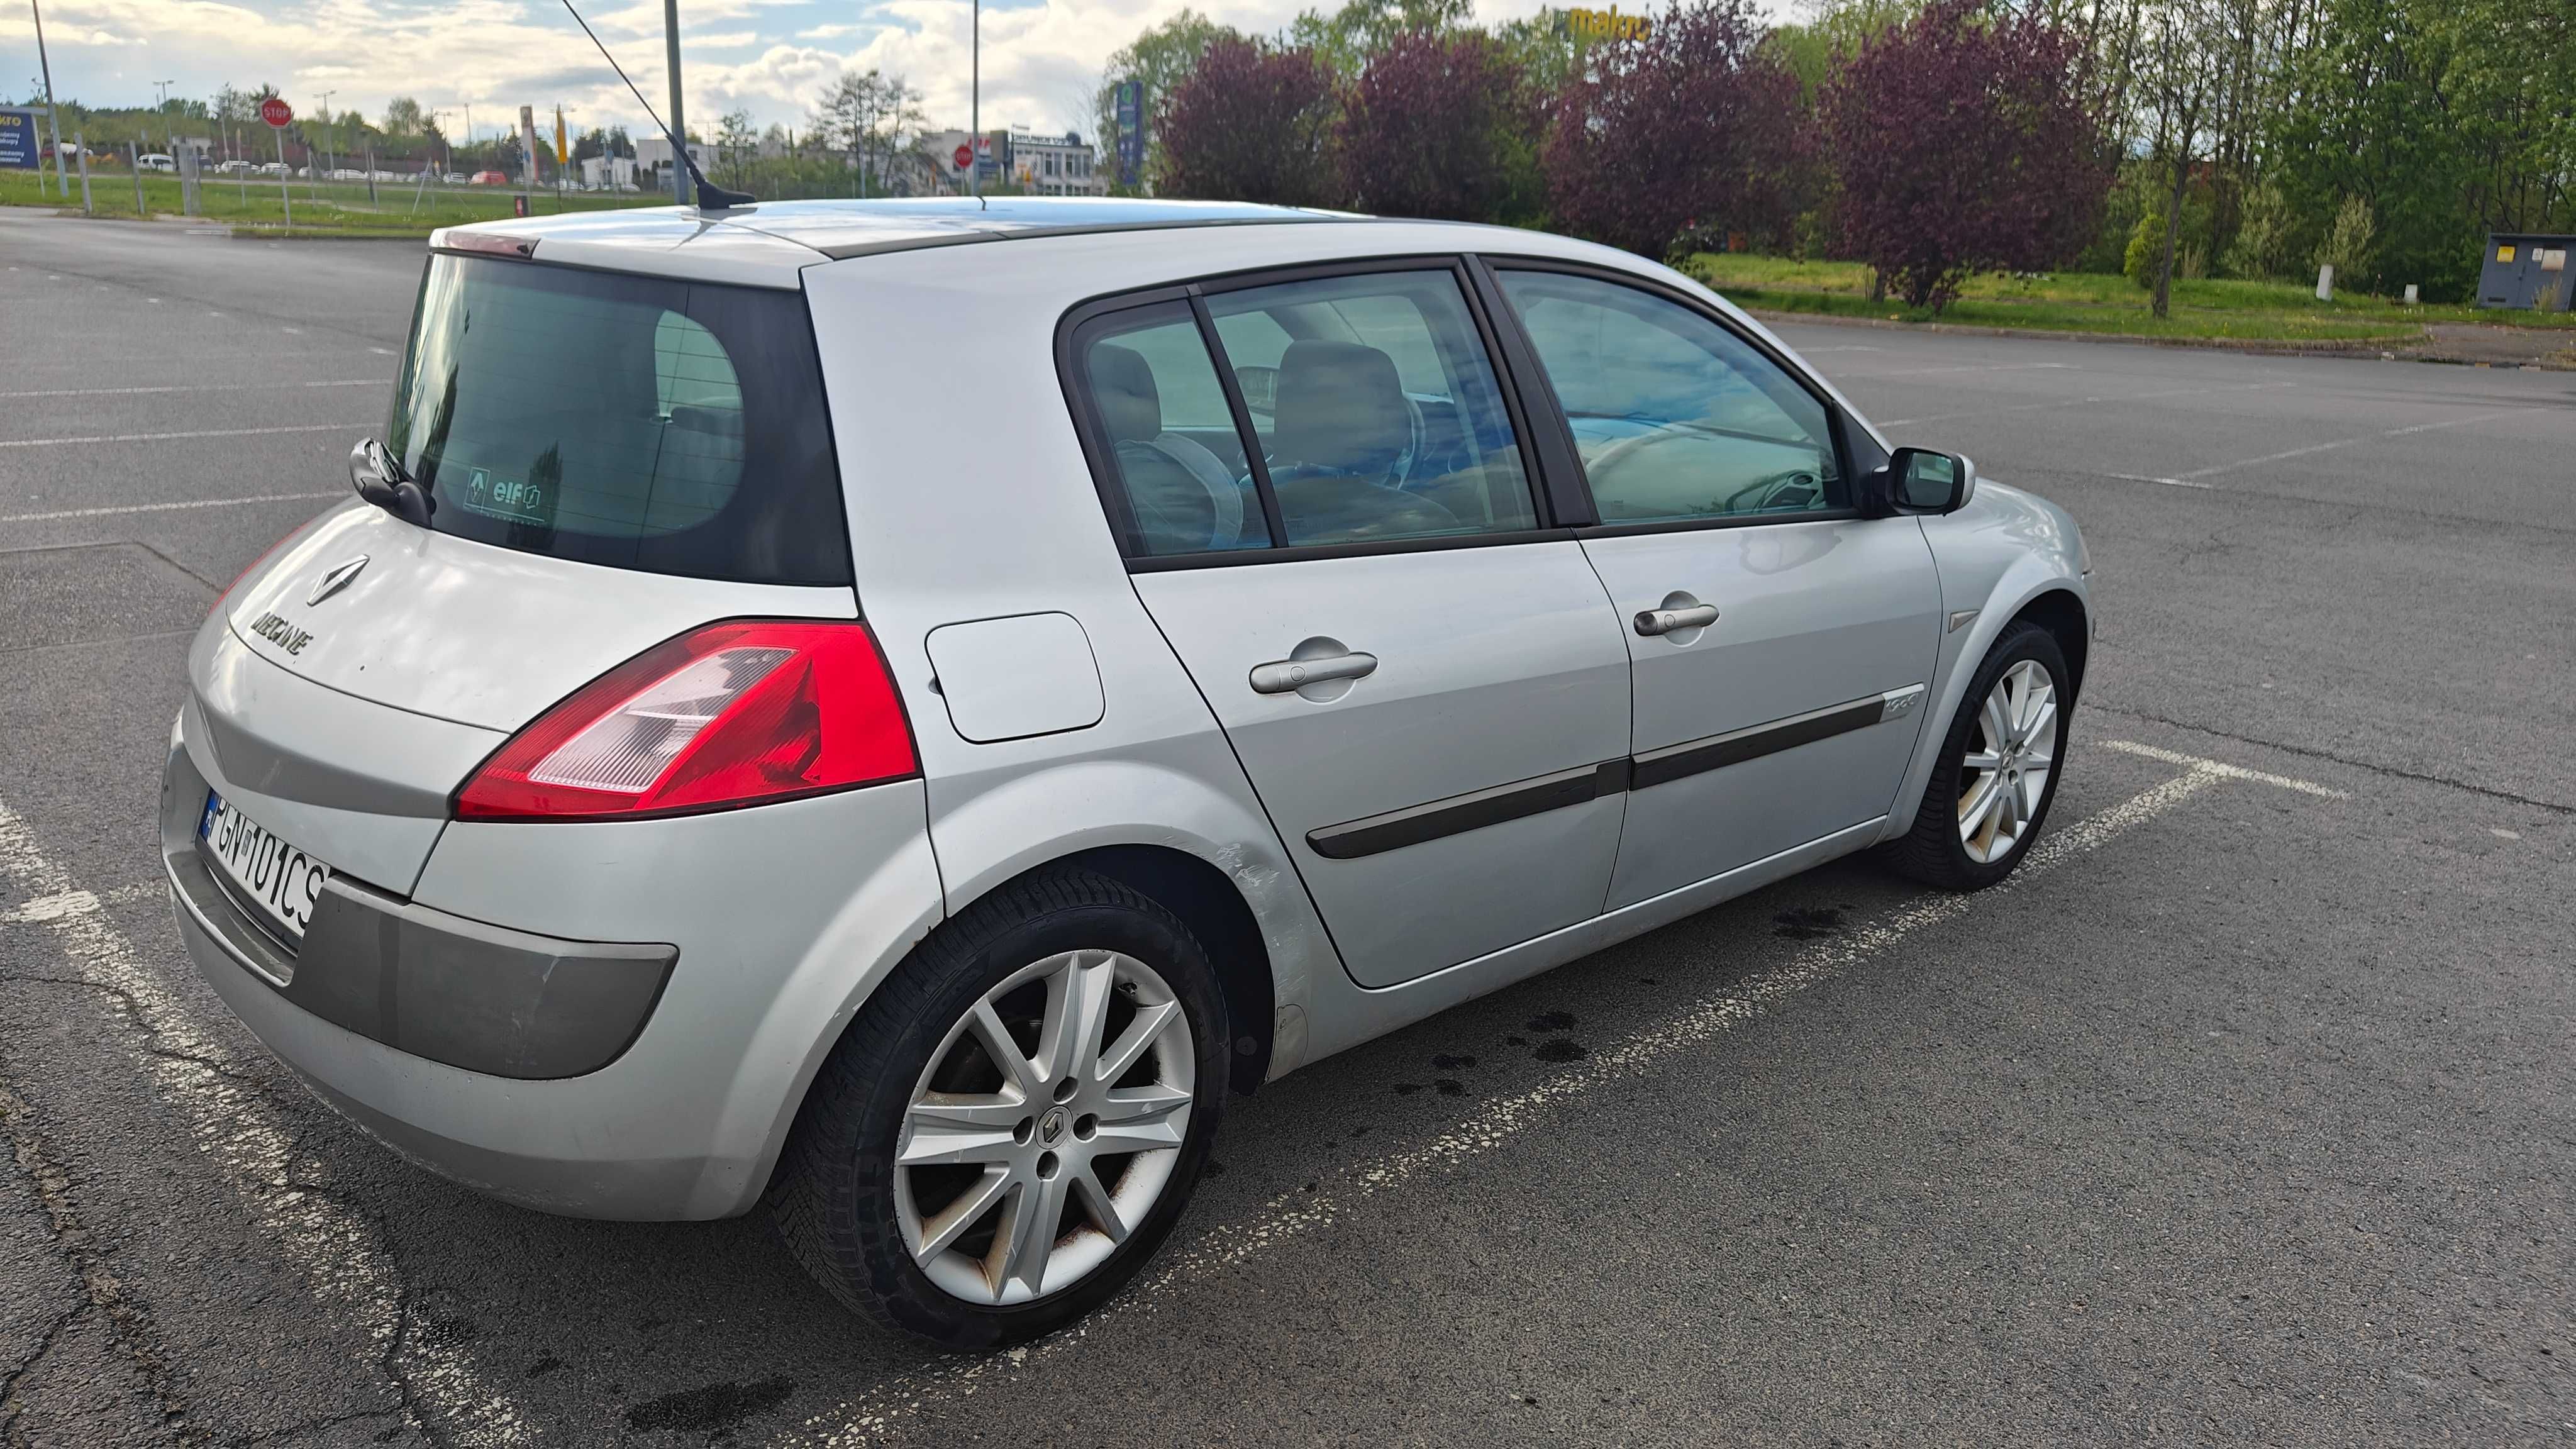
[
  {"xmin": 1069, "ymin": 265, "xmax": 1633, "ymax": 989},
  {"xmin": 1485, "ymin": 263, "xmax": 1941, "ymax": 909}
]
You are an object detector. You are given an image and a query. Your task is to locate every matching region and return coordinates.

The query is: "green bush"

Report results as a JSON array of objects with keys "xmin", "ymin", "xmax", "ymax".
[{"xmin": 2122, "ymin": 208, "xmax": 2165, "ymax": 289}]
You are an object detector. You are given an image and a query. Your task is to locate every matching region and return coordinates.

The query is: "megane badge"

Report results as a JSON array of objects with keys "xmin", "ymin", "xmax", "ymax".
[{"xmin": 308, "ymin": 555, "xmax": 369, "ymax": 606}]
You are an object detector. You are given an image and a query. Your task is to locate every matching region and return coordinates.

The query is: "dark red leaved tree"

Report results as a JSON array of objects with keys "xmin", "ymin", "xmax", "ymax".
[
  {"xmin": 1338, "ymin": 29, "xmax": 1538, "ymax": 223},
  {"xmin": 1823, "ymin": 0, "xmax": 2112, "ymax": 310},
  {"xmin": 1542, "ymin": 0, "xmax": 1807, "ymax": 260},
  {"xmin": 1156, "ymin": 36, "xmax": 1341, "ymax": 206}
]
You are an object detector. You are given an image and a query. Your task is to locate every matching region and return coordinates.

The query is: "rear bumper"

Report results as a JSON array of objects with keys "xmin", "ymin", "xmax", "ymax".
[{"xmin": 161, "ymin": 717, "xmax": 945, "ymax": 1221}]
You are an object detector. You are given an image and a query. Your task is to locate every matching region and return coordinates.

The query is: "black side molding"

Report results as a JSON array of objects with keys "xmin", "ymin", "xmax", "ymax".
[
  {"xmin": 1631, "ymin": 697, "xmax": 1890, "ymax": 791},
  {"xmin": 1301, "ymin": 689, "xmax": 1913, "ymax": 860},
  {"xmin": 1307, "ymin": 759, "xmax": 1628, "ymax": 861}
]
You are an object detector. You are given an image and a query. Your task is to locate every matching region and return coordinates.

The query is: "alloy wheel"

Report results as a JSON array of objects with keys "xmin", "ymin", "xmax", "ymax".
[
  {"xmin": 1957, "ymin": 658, "xmax": 2058, "ymax": 864},
  {"xmin": 894, "ymin": 949, "xmax": 1195, "ymax": 1306}
]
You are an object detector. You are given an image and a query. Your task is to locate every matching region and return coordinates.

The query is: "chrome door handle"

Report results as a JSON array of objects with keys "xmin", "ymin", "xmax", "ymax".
[
  {"xmin": 1250, "ymin": 651, "xmax": 1378, "ymax": 695},
  {"xmin": 1634, "ymin": 604, "xmax": 1719, "ymax": 636}
]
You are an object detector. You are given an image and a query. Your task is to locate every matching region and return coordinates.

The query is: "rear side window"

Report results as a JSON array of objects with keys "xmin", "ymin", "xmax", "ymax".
[
  {"xmin": 1204, "ymin": 271, "xmax": 1538, "ymax": 547},
  {"xmin": 387, "ymin": 254, "xmax": 850, "ymax": 586},
  {"xmin": 1079, "ymin": 303, "xmax": 1274, "ymax": 557}
]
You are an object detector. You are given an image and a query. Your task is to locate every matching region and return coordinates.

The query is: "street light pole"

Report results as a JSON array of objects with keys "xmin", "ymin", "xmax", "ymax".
[
  {"xmin": 319, "ymin": 88, "xmax": 335, "ymax": 179},
  {"xmin": 29, "ymin": 0, "xmax": 67, "ymax": 197},
  {"xmin": 663, "ymin": 0, "xmax": 687, "ymax": 203},
  {"xmin": 970, "ymin": 0, "xmax": 979, "ymax": 200}
]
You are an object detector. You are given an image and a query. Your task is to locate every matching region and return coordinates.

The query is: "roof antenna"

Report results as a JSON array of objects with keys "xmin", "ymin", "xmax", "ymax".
[{"xmin": 553, "ymin": 0, "xmax": 757, "ymax": 212}]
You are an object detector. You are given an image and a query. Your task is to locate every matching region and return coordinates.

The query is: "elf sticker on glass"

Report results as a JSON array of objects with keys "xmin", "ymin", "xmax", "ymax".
[{"xmin": 460, "ymin": 466, "xmax": 548, "ymax": 524}]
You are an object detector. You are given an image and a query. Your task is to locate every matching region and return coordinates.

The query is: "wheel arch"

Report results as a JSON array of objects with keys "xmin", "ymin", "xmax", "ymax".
[
  {"xmin": 996, "ymin": 843, "xmax": 1277, "ymax": 1096},
  {"xmin": 2011, "ymin": 587, "xmax": 2090, "ymax": 702}
]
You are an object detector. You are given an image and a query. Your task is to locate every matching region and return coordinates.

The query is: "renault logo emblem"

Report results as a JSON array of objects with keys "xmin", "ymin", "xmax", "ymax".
[{"xmin": 308, "ymin": 555, "xmax": 369, "ymax": 606}]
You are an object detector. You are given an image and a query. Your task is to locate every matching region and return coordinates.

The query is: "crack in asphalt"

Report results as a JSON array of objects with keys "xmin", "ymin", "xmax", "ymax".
[
  {"xmin": 0, "ymin": 805, "xmax": 529, "ymax": 1446},
  {"xmin": 0, "ymin": 1080, "xmax": 201, "ymax": 1443},
  {"xmin": 0, "ymin": 1304, "xmax": 91, "ymax": 1446},
  {"xmin": 2089, "ymin": 701, "xmax": 2573, "ymax": 815}
]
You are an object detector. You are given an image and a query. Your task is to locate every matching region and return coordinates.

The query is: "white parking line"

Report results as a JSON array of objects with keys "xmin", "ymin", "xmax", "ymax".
[
  {"xmin": 777, "ymin": 742, "xmax": 2336, "ymax": 1446},
  {"xmin": 2099, "ymin": 739, "xmax": 2348, "ymax": 797},
  {"xmin": 0, "ymin": 379, "xmax": 391, "ymax": 400},
  {"xmin": 0, "ymin": 423, "xmax": 364, "ymax": 451},
  {"xmin": 1, "ymin": 491, "xmax": 340, "ymax": 525},
  {"xmin": 0, "ymin": 804, "xmax": 530, "ymax": 1446},
  {"xmin": 2106, "ymin": 408, "xmax": 2533, "ymax": 487},
  {"xmin": 1882, "ymin": 380, "xmax": 2296, "ymax": 428},
  {"xmin": 1862, "ymin": 361, "xmax": 2078, "ymax": 378}
]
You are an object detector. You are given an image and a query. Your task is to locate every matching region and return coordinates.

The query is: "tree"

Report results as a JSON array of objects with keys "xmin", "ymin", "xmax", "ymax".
[
  {"xmin": 381, "ymin": 96, "xmax": 425, "ymax": 136},
  {"xmin": 716, "ymin": 108, "xmax": 759, "ymax": 186},
  {"xmin": 1156, "ymin": 36, "xmax": 1341, "ymax": 205},
  {"xmin": 810, "ymin": 70, "xmax": 926, "ymax": 197},
  {"xmin": 1337, "ymin": 28, "xmax": 1536, "ymax": 222},
  {"xmin": 1290, "ymin": 0, "xmax": 1473, "ymax": 75},
  {"xmin": 1823, "ymin": 0, "xmax": 2114, "ymax": 309},
  {"xmin": 1543, "ymin": 0, "xmax": 1809, "ymax": 260},
  {"xmin": 1094, "ymin": 10, "xmax": 1246, "ymax": 189}
]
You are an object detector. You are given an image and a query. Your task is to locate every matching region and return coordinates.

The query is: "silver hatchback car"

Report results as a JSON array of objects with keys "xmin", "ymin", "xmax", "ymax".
[{"xmin": 165, "ymin": 197, "xmax": 2092, "ymax": 1346}]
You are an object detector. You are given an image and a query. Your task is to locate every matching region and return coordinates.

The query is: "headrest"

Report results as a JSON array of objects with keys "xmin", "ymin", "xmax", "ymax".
[
  {"xmin": 1090, "ymin": 344, "xmax": 1161, "ymax": 444},
  {"xmin": 1272, "ymin": 340, "xmax": 1407, "ymax": 476}
]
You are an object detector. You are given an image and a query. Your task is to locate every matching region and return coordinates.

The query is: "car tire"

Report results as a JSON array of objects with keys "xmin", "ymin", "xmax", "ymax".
[
  {"xmin": 771, "ymin": 867, "xmax": 1230, "ymax": 1348},
  {"xmin": 1882, "ymin": 620, "xmax": 2071, "ymax": 892}
]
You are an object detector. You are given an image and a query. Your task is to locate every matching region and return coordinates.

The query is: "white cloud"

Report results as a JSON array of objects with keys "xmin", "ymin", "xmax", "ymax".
[{"xmin": 0, "ymin": 0, "xmax": 1784, "ymax": 142}]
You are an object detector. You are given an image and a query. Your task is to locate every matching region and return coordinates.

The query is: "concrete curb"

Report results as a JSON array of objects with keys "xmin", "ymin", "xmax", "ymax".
[{"xmin": 1741, "ymin": 307, "xmax": 2576, "ymax": 370}]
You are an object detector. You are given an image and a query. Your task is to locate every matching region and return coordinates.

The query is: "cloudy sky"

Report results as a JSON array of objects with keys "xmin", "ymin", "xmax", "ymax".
[{"xmin": 0, "ymin": 0, "xmax": 1693, "ymax": 145}]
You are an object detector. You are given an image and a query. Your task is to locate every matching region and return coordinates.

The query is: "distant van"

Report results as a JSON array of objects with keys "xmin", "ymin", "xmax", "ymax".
[
  {"xmin": 138, "ymin": 153, "xmax": 177, "ymax": 173},
  {"xmin": 470, "ymin": 170, "xmax": 509, "ymax": 186}
]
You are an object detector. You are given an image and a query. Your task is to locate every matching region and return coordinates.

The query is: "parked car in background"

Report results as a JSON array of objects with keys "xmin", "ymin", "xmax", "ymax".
[
  {"xmin": 168, "ymin": 197, "xmax": 2091, "ymax": 1352},
  {"xmin": 138, "ymin": 153, "xmax": 176, "ymax": 173},
  {"xmin": 217, "ymin": 160, "xmax": 253, "ymax": 174},
  {"xmin": 257, "ymin": 161, "xmax": 289, "ymax": 176},
  {"xmin": 470, "ymin": 169, "xmax": 508, "ymax": 186},
  {"xmin": 441, "ymin": 173, "xmax": 468, "ymax": 185}
]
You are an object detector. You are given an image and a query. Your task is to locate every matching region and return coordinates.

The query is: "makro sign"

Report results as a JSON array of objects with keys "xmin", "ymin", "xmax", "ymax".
[
  {"xmin": 1565, "ymin": 6, "xmax": 1650, "ymax": 40},
  {"xmin": 0, "ymin": 109, "xmax": 41, "ymax": 170}
]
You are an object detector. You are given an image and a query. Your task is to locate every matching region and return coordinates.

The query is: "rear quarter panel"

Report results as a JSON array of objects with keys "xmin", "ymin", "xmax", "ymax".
[{"xmin": 799, "ymin": 245, "xmax": 1342, "ymax": 1078}]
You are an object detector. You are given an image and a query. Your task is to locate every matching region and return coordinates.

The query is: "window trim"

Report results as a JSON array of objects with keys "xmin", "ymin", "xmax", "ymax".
[
  {"xmin": 1055, "ymin": 255, "xmax": 1562, "ymax": 571},
  {"xmin": 1467, "ymin": 254, "xmax": 1866, "ymax": 538}
]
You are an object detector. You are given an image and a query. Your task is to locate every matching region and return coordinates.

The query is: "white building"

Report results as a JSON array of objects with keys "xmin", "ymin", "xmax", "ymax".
[
  {"xmin": 919, "ymin": 128, "xmax": 1106, "ymax": 197},
  {"xmin": 634, "ymin": 135, "xmax": 707, "ymax": 184},
  {"xmin": 580, "ymin": 154, "xmax": 638, "ymax": 191},
  {"xmin": 1009, "ymin": 130, "xmax": 1106, "ymax": 197}
]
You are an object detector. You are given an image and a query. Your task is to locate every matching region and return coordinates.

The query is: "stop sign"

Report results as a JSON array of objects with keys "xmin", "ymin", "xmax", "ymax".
[
  {"xmin": 952, "ymin": 143, "xmax": 972, "ymax": 170},
  {"xmin": 260, "ymin": 96, "xmax": 294, "ymax": 128}
]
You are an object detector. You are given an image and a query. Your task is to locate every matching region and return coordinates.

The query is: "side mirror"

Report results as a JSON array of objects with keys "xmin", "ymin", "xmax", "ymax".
[
  {"xmin": 348, "ymin": 437, "xmax": 436, "ymax": 527},
  {"xmin": 1875, "ymin": 447, "xmax": 1977, "ymax": 514}
]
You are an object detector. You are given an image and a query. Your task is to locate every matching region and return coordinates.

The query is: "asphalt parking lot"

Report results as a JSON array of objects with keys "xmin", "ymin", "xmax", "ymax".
[{"xmin": 2, "ymin": 206, "xmax": 2570, "ymax": 1447}]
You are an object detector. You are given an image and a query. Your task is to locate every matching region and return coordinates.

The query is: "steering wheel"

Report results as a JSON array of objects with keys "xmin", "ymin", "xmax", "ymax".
[{"xmin": 1719, "ymin": 469, "xmax": 1823, "ymax": 514}]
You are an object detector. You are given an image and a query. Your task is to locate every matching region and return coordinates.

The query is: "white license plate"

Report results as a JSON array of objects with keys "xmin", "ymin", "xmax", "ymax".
[{"xmin": 197, "ymin": 790, "xmax": 330, "ymax": 943}]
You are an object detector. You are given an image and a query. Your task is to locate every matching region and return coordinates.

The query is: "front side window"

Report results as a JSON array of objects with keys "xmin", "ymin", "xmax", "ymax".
[
  {"xmin": 388, "ymin": 254, "xmax": 848, "ymax": 584},
  {"xmin": 1497, "ymin": 270, "xmax": 1843, "ymax": 525},
  {"xmin": 1205, "ymin": 271, "xmax": 1538, "ymax": 547}
]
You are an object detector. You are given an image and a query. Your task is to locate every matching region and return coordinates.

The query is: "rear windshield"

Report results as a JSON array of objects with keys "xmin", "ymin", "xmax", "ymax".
[{"xmin": 386, "ymin": 253, "xmax": 851, "ymax": 586}]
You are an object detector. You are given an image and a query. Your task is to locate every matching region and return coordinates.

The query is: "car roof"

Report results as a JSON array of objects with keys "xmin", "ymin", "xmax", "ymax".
[{"xmin": 433, "ymin": 197, "xmax": 1355, "ymax": 289}]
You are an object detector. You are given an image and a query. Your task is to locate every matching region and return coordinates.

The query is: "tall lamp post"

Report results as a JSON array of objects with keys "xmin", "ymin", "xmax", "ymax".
[
  {"xmin": 662, "ymin": 0, "xmax": 687, "ymax": 202},
  {"xmin": 969, "ymin": 0, "xmax": 979, "ymax": 200},
  {"xmin": 29, "ymin": 0, "xmax": 67, "ymax": 197}
]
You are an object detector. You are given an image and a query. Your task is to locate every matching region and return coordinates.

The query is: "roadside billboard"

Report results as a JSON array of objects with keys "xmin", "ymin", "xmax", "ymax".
[
  {"xmin": 1113, "ymin": 81, "xmax": 1144, "ymax": 186},
  {"xmin": 0, "ymin": 108, "xmax": 40, "ymax": 169}
]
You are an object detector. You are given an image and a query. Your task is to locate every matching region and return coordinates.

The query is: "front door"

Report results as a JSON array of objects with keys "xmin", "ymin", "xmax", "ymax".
[
  {"xmin": 1490, "ymin": 266, "xmax": 1943, "ymax": 909},
  {"xmin": 1072, "ymin": 267, "xmax": 1633, "ymax": 988}
]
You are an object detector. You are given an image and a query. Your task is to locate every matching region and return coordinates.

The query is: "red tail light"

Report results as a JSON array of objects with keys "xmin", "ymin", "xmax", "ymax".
[{"xmin": 455, "ymin": 620, "xmax": 917, "ymax": 822}]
